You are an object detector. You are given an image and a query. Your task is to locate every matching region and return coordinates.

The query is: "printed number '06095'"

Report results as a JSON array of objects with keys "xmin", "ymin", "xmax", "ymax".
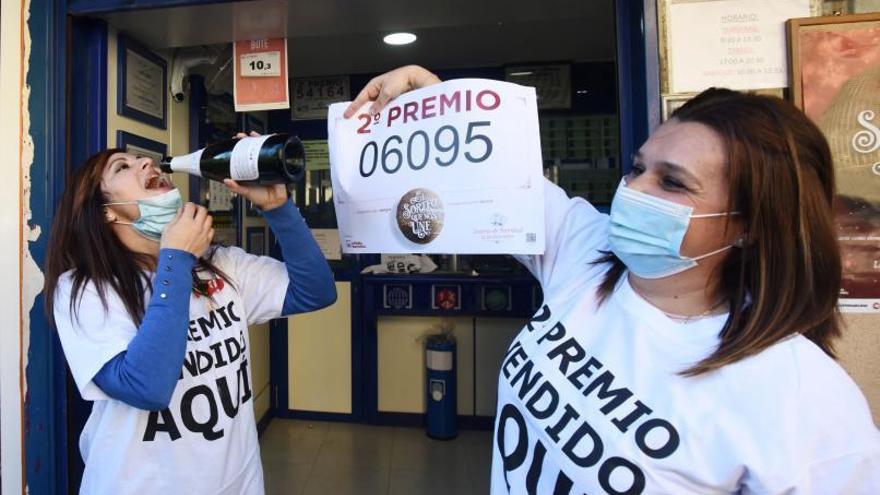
[{"xmin": 359, "ymin": 121, "xmax": 493, "ymax": 177}]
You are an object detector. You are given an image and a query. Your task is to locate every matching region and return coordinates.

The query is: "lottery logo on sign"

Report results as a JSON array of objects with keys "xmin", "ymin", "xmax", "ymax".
[{"xmin": 397, "ymin": 188, "xmax": 445, "ymax": 244}]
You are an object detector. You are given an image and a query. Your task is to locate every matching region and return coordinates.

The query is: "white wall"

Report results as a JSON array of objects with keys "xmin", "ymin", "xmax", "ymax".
[{"xmin": 1, "ymin": 0, "xmax": 26, "ymax": 493}]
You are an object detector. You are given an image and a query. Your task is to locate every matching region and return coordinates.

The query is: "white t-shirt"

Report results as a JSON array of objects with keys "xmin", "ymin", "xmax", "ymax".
[
  {"xmin": 491, "ymin": 179, "xmax": 880, "ymax": 494},
  {"xmin": 54, "ymin": 246, "xmax": 288, "ymax": 495}
]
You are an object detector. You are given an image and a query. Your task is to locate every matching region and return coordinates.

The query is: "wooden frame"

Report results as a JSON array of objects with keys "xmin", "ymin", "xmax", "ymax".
[
  {"xmin": 787, "ymin": 12, "xmax": 880, "ymax": 113},
  {"xmin": 117, "ymin": 34, "xmax": 167, "ymax": 128},
  {"xmin": 787, "ymin": 11, "xmax": 880, "ymax": 307}
]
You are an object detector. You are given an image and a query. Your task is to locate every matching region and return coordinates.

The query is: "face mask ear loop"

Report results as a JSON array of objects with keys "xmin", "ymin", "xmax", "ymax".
[
  {"xmin": 691, "ymin": 243, "xmax": 734, "ymax": 262},
  {"xmin": 690, "ymin": 211, "xmax": 741, "ymax": 219}
]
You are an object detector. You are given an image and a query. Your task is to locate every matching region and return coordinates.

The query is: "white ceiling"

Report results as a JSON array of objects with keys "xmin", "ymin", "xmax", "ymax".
[{"xmin": 98, "ymin": 0, "xmax": 616, "ymax": 77}]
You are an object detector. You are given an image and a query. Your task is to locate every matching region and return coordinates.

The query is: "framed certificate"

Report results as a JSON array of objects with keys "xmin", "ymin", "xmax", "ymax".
[
  {"xmin": 118, "ymin": 34, "xmax": 167, "ymax": 129},
  {"xmin": 115, "ymin": 131, "xmax": 167, "ymax": 164}
]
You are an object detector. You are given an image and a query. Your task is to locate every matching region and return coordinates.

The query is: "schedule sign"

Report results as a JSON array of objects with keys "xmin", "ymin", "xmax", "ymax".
[{"xmin": 328, "ymin": 79, "xmax": 545, "ymax": 254}]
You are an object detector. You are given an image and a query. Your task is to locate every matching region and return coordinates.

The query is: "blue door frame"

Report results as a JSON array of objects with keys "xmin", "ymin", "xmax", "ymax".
[{"xmin": 26, "ymin": 1, "xmax": 658, "ymax": 492}]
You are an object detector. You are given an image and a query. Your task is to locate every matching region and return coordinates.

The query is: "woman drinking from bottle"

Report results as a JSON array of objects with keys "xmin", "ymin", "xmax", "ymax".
[{"xmin": 44, "ymin": 141, "xmax": 336, "ymax": 494}]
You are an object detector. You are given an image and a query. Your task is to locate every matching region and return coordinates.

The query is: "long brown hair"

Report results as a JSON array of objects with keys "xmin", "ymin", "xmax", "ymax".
[
  {"xmin": 597, "ymin": 88, "xmax": 842, "ymax": 375},
  {"xmin": 44, "ymin": 148, "xmax": 232, "ymax": 326}
]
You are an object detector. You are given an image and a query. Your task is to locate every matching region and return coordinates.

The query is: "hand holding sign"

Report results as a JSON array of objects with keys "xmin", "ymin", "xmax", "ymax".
[
  {"xmin": 343, "ymin": 65, "xmax": 442, "ymax": 118},
  {"xmin": 329, "ymin": 77, "xmax": 545, "ymax": 254}
]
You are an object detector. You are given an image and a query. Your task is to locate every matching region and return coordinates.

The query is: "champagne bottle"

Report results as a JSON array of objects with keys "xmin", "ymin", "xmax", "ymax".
[{"xmin": 159, "ymin": 133, "xmax": 306, "ymax": 184}]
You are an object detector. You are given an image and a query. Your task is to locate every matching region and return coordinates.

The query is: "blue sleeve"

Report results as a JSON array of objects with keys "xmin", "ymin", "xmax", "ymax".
[
  {"xmin": 261, "ymin": 200, "xmax": 337, "ymax": 315},
  {"xmin": 92, "ymin": 248, "xmax": 195, "ymax": 411}
]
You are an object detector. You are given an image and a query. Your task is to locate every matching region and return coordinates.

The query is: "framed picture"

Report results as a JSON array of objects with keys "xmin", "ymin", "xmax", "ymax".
[
  {"xmin": 660, "ymin": 93, "xmax": 696, "ymax": 121},
  {"xmin": 246, "ymin": 226, "xmax": 266, "ymax": 256},
  {"xmin": 117, "ymin": 34, "xmax": 167, "ymax": 129},
  {"xmin": 787, "ymin": 12, "xmax": 880, "ymax": 310},
  {"xmin": 116, "ymin": 131, "xmax": 167, "ymax": 164}
]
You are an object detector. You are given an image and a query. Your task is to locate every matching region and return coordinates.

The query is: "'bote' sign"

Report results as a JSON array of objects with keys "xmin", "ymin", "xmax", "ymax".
[{"xmin": 328, "ymin": 79, "xmax": 545, "ymax": 254}]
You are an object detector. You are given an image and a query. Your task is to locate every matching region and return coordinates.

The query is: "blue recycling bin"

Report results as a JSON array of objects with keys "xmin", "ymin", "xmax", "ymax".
[{"xmin": 425, "ymin": 335, "xmax": 457, "ymax": 439}]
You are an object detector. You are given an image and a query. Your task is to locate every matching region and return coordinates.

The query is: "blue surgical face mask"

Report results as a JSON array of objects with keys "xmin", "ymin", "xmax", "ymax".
[
  {"xmin": 608, "ymin": 179, "xmax": 740, "ymax": 279},
  {"xmin": 104, "ymin": 188, "xmax": 182, "ymax": 241}
]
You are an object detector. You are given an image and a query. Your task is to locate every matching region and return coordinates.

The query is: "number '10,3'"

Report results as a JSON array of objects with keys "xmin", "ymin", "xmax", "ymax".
[{"xmin": 359, "ymin": 121, "xmax": 493, "ymax": 177}]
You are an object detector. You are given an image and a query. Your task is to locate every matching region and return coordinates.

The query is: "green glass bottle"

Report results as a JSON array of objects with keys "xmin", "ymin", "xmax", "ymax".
[{"xmin": 160, "ymin": 133, "xmax": 305, "ymax": 184}]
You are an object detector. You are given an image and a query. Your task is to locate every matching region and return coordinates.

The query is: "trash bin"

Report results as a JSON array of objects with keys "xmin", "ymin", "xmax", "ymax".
[{"xmin": 425, "ymin": 334, "xmax": 457, "ymax": 439}]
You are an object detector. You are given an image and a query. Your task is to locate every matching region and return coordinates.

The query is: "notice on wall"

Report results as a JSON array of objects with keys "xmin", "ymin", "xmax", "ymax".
[
  {"xmin": 302, "ymin": 140, "xmax": 330, "ymax": 171},
  {"xmin": 328, "ymin": 79, "xmax": 545, "ymax": 254},
  {"xmin": 292, "ymin": 76, "xmax": 350, "ymax": 120},
  {"xmin": 233, "ymin": 38, "xmax": 289, "ymax": 112},
  {"xmin": 667, "ymin": 0, "xmax": 811, "ymax": 92}
]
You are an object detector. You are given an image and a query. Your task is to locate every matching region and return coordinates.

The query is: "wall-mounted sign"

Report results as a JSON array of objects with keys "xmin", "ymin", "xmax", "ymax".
[
  {"xmin": 482, "ymin": 286, "xmax": 512, "ymax": 312},
  {"xmin": 302, "ymin": 140, "xmax": 330, "ymax": 171},
  {"xmin": 292, "ymin": 75, "xmax": 350, "ymax": 120},
  {"xmin": 233, "ymin": 38, "xmax": 289, "ymax": 112},
  {"xmin": 118, "ymin": 35, "xmax": 167, "ymax": 129},
  {"xmin": 383, "ymin": 284, "xmax": 413, "ymax": 310},
  {"xmin": 432, "ymin": 285, "xmax": 462, "ymax": 310},
  {"xmin": 329, "ymin": 79, "xmax": 546, "ymax": 255},
  {"xmin": 788, "ymin": 12, "xmax": 880, "ymax": 313},
  {"xmin": 667, "ymin": 0, "xmax": 811, "ymax": 92}
]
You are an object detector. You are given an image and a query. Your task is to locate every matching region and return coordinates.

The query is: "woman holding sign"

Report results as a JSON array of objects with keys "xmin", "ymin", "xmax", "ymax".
[
  {"xmin": 44, "ymin": 138, "xmax": 336, "ymax": 494},
  {"xmin": 348, "ymin": 66, "xmax": 880, "ymax": 493}
]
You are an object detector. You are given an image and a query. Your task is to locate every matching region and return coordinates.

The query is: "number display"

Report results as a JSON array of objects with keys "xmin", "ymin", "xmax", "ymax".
[{"xmin": 358, "ymin": 121, "xmax": 493, "ymax": 177}]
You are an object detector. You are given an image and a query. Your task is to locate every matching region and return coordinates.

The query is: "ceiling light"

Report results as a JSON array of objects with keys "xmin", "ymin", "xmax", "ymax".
[
  {"xmin": 383, "ymin": 32, "xmax": 417, "ymax": 46},
  {"xmin": 508, "ymin": 71, "xmax": 534, "ymax": 77}
]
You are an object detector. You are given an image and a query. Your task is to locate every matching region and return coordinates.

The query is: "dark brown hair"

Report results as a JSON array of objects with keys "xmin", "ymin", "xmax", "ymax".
[
  {"xmin": 44, "ymin": 148, "xmax": 232, "ymax": 326},
  {"xmin": 597, "ymin": 88, "xmax": 842, "ymax": 375}
]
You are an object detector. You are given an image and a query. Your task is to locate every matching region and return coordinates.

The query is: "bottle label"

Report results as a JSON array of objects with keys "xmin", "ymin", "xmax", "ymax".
[
  {"xmin": 230, "ymin": 135, "xmax": 272, "ymax": 181},
  {"xmin": 169, "ymin": 149, "xmax": 204, "ymax": 177}
]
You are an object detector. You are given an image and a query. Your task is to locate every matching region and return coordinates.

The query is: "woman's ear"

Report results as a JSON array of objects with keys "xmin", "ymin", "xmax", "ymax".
[{"xmin": 104, "ymin": 208, "xmax": 116, "ymax": 224}]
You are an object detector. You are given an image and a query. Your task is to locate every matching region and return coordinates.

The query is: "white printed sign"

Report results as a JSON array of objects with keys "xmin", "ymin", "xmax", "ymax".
[
  {"xmin": 240, "ymin": 51, "xmax": 281, "ymax": 77},
  {"xmin": 328, "ymin": 79, "xmax": 545, "ymax": 254},
  {"xmin": 668, "ymin": 0, "xmax": 811, "ymax": 92}
]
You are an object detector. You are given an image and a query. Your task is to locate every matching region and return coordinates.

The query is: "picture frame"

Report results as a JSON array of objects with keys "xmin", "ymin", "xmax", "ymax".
[
  {"xmin": 787, "ymin": 12, "xmax": 880, "ymax": 308},
  {"xmin": 660, "ymin": 93, "xmax": 696, "ymax": 122},
  {"xmin": 115, "ymin": 131, "xmax": 167, "ymax": 164},
  {"xmin": 117, "ymin": 34, "xmax": 167, "ymax": 129},
  {"xmin": 246, "ymin": 226, "xmax": 266, "ymax": 256},
  {"xmin": 786, "ymin": 12, "xmax": 880, "ymax": 114}
]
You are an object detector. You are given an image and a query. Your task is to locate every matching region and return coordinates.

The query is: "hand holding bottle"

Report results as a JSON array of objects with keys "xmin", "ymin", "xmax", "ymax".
[{"xmin": 161, "ymin": 202, "xmax": 214, "ymax": 257}]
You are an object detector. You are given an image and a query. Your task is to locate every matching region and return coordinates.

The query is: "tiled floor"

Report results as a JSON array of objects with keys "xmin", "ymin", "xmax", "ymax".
[{"xmin": 260, "ymin": 419, "xmax": 492, "ymax": 495}]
